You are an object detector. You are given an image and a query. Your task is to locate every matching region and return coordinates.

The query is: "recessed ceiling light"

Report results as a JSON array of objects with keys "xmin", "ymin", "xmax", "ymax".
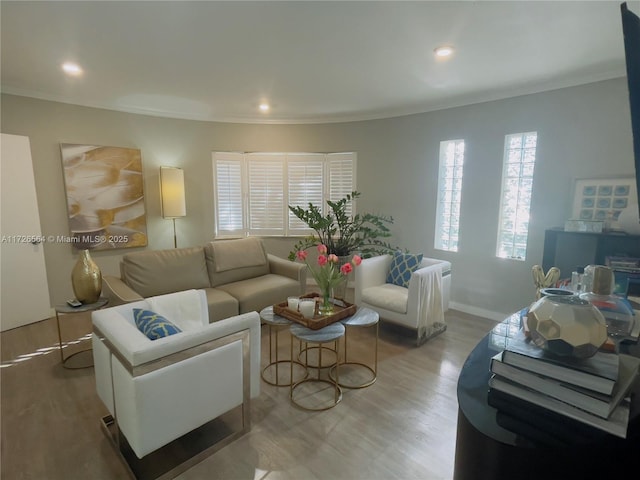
[
  {"xmin": 62, "ymin": 62, "xmax": 83, "ymax": 76},
  {"xmin": 259, "ymin": 103, "xmax": 270, "ymax": 112},
  {"xmin": 434, "ymin": 46, "xmax": 455, "ymax": 58}
]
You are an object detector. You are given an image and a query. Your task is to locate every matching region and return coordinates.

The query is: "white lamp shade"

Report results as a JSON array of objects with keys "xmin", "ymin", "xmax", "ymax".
[{"xmin": 160, "ymin": 166, "xmax": 186, "ymax": 218}]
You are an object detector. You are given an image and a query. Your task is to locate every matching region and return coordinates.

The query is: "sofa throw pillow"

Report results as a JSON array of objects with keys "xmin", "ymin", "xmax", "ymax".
[
  {"xmin": 133, "ymin": 308, "xmax": 182, "ymax": 340},
  {"xmin": 386, "ymin": 252, "xmax": 424, "ymax": 288}
]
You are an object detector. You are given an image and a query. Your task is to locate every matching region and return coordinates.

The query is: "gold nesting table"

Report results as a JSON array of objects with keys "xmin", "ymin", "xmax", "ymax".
[
  {"xmin": 54, "ymin": 297, "xmax": 108, "ymax": 369},
  {"xmin": 259, "ymin": 305, "xmax": 308, "ymax": 387},
  {"xmin": 289, "ymin": 321, "xmax": 345, "ymax": 411},
  {"xmin": 329, "ymin": 307, "xmax": 379, "ymax": 389}
]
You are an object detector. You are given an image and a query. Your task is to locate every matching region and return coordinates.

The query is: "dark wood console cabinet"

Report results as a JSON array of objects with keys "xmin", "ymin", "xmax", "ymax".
[{"xmin": 542, "ymin": 228, "xmax": 640, "ymax": 279}]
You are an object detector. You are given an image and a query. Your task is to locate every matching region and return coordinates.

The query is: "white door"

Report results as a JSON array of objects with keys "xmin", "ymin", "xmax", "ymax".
[{"xmin": 1, "ymin": 133, "xmax": 52, "ymax": 331}]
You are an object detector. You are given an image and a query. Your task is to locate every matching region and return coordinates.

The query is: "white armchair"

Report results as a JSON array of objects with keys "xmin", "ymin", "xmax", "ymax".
[
  {"xmin": 354, "ymin": 255, "xmax": 451, "ymax": 345},
  {"xmin": 92, "ymin": 289, "xmax": 260, "ymax": 476}
]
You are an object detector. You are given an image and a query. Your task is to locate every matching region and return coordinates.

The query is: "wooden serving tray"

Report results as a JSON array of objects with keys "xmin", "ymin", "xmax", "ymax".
[{"xmin": 273, "ymin": 292, "xmax": 357, "ymax": 330}]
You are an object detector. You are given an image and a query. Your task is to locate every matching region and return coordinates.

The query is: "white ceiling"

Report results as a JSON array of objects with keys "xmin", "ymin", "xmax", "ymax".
[{"xmin": 1, "ymin": 1, "xmax": 637, "ymax": 124}]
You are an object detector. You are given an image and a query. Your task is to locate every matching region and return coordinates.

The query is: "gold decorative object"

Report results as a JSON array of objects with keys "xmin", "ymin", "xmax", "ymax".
[
  {"xmin": 532, "ymin": 265, "xmax": 561, "ymax": 300},
  {"xmin": 71, "ymin": 249, "xmax": 102, "ymax": 304}
]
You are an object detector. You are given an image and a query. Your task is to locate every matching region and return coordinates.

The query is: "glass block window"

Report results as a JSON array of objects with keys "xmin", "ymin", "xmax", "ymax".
[
  {"xmin": 434, "ymin": 139, "xmax": 465, "ymax": 252},
  {"xmin": 496, "ymin": 132, "xmax": 538, "ymax": 260}
]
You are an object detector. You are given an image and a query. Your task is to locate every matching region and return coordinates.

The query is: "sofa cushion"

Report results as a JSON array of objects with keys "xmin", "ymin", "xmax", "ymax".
[
  {"xmin": 202, "ymin": 287, "xmax": 240, "ymax": 323},
  {"xmin": 386, "ymin": 251, "xmax": 423, "ymax": 288},
  {"xmin": 122, "ymin": 247, "xmax": 210, "ymax": 298},
  {"xmin": 133, "ymin": 308, "xmax": 182, "ymax": 340},
  {"xmin": 362, "ymin": 284, "xmax": 409, "ymax": 314},
  {"xmin": 205, "ymin": 238, "xmax": 270, "ymax": 287},
  {"xmin": 216, "ymin": 274, "xmax": 300, "ymax": 314}
]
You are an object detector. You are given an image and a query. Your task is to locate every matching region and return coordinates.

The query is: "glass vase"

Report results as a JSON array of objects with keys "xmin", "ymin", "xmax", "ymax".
[{"xmin": 318, "ymin": 287, "xmax": 334, "ymax": 316}]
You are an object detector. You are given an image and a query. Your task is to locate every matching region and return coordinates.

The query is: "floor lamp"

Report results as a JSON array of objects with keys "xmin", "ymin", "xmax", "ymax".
[{"xmin": 160, "ymin": 166, "xmax": 186, "ymax": 248}]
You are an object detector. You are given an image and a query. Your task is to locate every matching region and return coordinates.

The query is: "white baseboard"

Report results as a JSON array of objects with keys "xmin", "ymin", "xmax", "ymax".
[{"xmin": 448, "ymin": 301, "xmax": 510, "ymax": 322}]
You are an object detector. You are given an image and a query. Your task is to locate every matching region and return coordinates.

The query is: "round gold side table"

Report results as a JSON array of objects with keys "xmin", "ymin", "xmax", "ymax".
[
  {"xmin": 290, "ymin": 322, "xmax": 345, "ymax": 411},
  {"xmin": 329, "ymin": 307, "xmax": 379, "ymax": 389},
  {"xmin": 259, "ymin": 306, "xmax": 308, "ymax": 387},
  {"xmin": 54, "ymin": 297, "xmax": 108, "ymax": 369}
]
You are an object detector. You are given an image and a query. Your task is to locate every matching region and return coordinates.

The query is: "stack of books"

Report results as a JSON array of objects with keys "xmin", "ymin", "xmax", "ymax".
[{"xmin": 488, "ymin": 330, "xmax": 640, "ymax": 444}]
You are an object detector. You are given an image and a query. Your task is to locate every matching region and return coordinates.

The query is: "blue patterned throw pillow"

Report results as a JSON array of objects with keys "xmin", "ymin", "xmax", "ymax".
[
  {"xmin": 386, "ymin": 252, "xmax": 424, "ymax": 288},
  {"xmin": 133, "ymin": 308, "xmax": 182, "ymax": 340}
]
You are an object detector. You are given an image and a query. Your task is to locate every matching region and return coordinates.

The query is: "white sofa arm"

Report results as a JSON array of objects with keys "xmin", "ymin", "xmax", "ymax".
[
  {"xmin": 93, "ymin": 310, "xmax": 261, "ymax": 396},
  {"xmin": 420, "ymin": 257, "xmax": 452, "ymax": 274}
]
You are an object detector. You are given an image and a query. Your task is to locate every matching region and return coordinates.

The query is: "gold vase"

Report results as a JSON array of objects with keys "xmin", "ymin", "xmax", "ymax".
[{"xmin": 71, "ymin": 249, "xmax": 102, "ymax": 304}]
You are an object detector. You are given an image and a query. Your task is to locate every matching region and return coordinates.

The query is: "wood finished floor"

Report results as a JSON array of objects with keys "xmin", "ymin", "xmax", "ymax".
[{"xmin": 1, "ymin": 306, "xmax": 496, "ymax": 480}]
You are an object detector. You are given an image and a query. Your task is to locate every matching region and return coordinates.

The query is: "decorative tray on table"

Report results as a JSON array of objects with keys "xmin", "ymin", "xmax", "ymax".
[{"xmin": 273, "ymin": 292, "xmax": 357, "ymax": 330}]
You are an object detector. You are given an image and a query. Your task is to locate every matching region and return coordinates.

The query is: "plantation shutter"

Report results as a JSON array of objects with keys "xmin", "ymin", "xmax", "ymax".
[
  {"xmin": 213, "ymin": 151, "xmax": 357, "ymax": 238},
  {"xmin": 247, "ymin": 153, "xmax": 285, "ymax": 235},
  {"xmin": 327, "ymin": 152, "xmax": 356, "ymax": 217},
  {"xmin": 288, "ymin": 154, "xmax": 324, "ymax": 233},
  {"xmin": 213, "ymin": 152, "xmax": 245, "ymax": 236}
]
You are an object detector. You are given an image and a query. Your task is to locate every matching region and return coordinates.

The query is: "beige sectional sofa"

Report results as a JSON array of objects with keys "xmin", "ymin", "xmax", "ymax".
[{"xmin": 102, "ymin": 237, "xmax": 306, "ymax": 322}]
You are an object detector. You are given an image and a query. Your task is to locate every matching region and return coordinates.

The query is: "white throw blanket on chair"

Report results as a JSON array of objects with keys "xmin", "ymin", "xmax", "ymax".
[{"xmin": 416, "ymin": 267, "xmax": 445, "ymax": 342}]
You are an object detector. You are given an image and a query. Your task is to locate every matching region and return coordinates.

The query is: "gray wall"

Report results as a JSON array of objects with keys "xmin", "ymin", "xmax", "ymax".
[{"xmin": 1, "ymin": 77, "xmax": 635, "ymax": 318}]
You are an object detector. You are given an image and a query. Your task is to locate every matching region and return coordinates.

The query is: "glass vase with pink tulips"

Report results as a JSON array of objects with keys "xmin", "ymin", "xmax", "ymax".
[{"xmin": 295, "ymin": 244, "xmax": 362, "ymax": 315}]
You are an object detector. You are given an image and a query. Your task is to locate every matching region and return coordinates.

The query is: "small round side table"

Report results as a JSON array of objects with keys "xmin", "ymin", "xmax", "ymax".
[
  {"xmin": 259, "ymin": 306, "xmax": 308, "ymax": 387},
  {"xmin": 329, "ymin": 307, "xmax": 379, "ymax": 389},
  {"xmin": 290, "ymin": 322, "xmax": 345, "ymax": 411},
  {"xmin": 54, "ymin": 297, "xmax": 108, "ymax": 369}
]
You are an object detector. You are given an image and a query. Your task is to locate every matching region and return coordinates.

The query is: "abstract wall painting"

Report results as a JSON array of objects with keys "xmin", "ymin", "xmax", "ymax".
[{"xmin": 60, "ymin": 143, "xmax": 148, "ymax": 250}]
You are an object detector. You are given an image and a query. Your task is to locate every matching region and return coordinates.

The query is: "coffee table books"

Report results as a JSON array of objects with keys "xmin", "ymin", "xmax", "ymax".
[
  {"xmin": 501, "ymin": 330, "xmax": 620, "ymax": 395},
  {"xmin": 490, "ymin": 352, "xmax": 640, "ymax": 418},
  {"xmin": 488, "ymin": 375, "xmax": 632, "ymax": 438}
]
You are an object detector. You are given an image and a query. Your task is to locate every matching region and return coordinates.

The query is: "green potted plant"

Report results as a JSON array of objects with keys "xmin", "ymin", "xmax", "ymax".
[{"xmin": 287, "ymin": 191, "xmax": 397, "ymax": 260}]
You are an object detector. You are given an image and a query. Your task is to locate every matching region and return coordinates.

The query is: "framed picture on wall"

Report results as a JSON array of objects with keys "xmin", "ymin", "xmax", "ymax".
[
  {"xmin": 571, "ymin": 177, "xmax": 637, "ymax": 227},
  {"xmin": 60, "ymin": 143, "xmax": 149, "ymax": 250}
]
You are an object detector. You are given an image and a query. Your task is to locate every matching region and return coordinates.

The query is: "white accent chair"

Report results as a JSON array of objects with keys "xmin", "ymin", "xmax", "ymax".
[
  {"xmin": 92, "ymin": 289, "xmax": 260, "ymax": 476},
  {"xmin": 354, "ymin": 255, "xmax": 451, "ymax": 345}
]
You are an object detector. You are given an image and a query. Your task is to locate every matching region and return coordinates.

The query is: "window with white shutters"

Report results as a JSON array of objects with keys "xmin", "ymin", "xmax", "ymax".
[
  {"xmin": 287, "ymin": 154, "xmax": 324, "ymax": 232},
  {"xmin": 247, "ymin": 154, "xmax": 285, "ymax": 235},
  {"xmin": 212, "ymin": 151, "xmax": 356, "ymax": 237},
  {"xmin": 328, "ymin": 153, "xmax": 356, "ymax": 218},
  {"xmin": 213, "ymin": 152, "xmax": 244, "ymax": 236}
]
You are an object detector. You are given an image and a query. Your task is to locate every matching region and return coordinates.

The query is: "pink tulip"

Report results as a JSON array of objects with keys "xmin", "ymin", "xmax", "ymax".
[
  {"xmin": 296, "ymin": 250, "xmax": 308, "ymax": 261},
  {"xmin": 352, "ymin": 255, "xmax": 362, "ymax": 266},
  {"xmin": 318, "ymin": 255, "xmax": 328, "ymax": 266},
  {"xmin": 317, "ymin": 244, "xmax": 328, "ymax": 254},
  {"xmin": 328, "ymin": 254, "xmax": 338, "ymax": 263},
  {"xmin": 340, "ymin": 263, "xmax": 353, "ymax": 275}
]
